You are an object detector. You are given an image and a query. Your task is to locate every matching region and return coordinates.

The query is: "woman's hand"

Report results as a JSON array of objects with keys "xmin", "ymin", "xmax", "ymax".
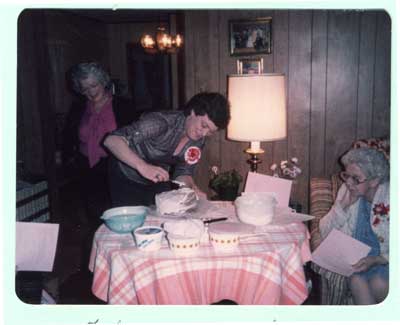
[
  {"xmin": 104, "ymin": 135, "xmax": 169, "ymax": 183},
  {"xmin": 340, "ymin": 187, "xmax": 359, "ymax": 211},
  {"xmin": 352, "ymin": 256, "xmax": 387, "ymax": 273},
  {"xmin": 175, "ymin": 175, "xmax": 207, "ymax": 199},
  {"xmin": 137, "ymin": 162, "xmax": 170, "ymax": 183}
]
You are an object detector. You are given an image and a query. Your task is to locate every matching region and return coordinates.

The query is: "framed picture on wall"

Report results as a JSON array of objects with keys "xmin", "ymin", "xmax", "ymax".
[
  {"xmin": 237, "ymin": 58, "xmax": 264, "ymax": 74},
  {"xmin": 229, "ymin": 17, "xmax": 272, "ymax": 56}
]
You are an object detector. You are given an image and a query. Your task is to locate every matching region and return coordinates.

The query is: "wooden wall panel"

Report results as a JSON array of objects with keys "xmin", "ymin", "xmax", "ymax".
[
  {"xmin": 356, "ymin": 12, "xmax": 377, "ymax": 139},
  {"xmin": 310, "ymin": 11, "xmax": 328, "ymax": 177},
  {"xmin": 287, "ymin": 11, "xmax": 312, "ymax": 209},
  {"xmin": 372, "ymin": 11, "xmax": 391, "ymax": 138},
  {"xmin": 183, "ymin": 12, "xmax": 196, "ymax": 101},
  {"xmin": 325, "ymin": 11, "xmax": 360, "ymax": 176}
]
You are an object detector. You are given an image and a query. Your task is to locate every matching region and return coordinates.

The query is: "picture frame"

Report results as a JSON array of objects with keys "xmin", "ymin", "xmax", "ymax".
[
  {"xmin": 237, "ymin": 57, "xmax": 264, "ymax": 74},
  {"xmin": 229, "ymin": 17, "xmax": 272, "ymax": 56}
]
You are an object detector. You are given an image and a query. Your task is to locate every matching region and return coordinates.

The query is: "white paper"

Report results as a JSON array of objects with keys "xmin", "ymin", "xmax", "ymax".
[
  {"xmin": 311, "ymin": 228, "xmax": 371, "ymax": 276},
  {"xmin": 244, "ymin": 172, "xmax": 292, "ymax": 207},
  {"xmin": 16, "ymin": 222, "xmax": 59, "ymax": 272},
  {"xmin": 272, "ymin": 207, "xmax": 315, "ymax": 224}
]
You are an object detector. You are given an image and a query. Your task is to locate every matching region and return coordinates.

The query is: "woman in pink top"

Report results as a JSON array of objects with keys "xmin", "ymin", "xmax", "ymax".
[
  {"xmin": 65, "ymin": 62, "xmax": 136, "ymax": 276},
  {"xmin": 67, "ymin": 62, "xmax": 134, "ymax": 226}
]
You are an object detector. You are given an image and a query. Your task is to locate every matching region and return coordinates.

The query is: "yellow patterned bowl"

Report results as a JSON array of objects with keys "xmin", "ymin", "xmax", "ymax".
[{"xmin": 167, "ymin": 234, "xmax": 201, "ymax": 256}]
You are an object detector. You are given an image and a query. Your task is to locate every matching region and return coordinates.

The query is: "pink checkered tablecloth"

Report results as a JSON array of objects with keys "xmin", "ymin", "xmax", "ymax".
[{"xmin": 89, "ymin": 206, "xmax": 311, "ymax": 305}]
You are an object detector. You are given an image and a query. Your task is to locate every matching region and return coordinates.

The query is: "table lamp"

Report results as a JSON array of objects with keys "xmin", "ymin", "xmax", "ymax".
[{"xmin": 227, "ymin": 74, "xmax": 287, "ymax": 172}]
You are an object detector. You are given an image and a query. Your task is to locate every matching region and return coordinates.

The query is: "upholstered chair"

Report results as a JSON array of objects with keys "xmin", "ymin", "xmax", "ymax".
[{"xmin": 308, "ymin": 137, "xmax": 390, "ymax": 305}]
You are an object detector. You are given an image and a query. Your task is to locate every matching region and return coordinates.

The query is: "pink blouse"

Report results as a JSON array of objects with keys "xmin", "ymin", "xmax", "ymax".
[{"xmin": 79, "ymin": 96, "xmax": 117, "ymax": 167}]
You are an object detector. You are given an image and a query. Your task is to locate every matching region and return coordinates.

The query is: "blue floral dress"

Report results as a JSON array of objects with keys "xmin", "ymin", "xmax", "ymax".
[{"xmin": 352, "ymin": 197, "xmax": 389, "ymax": 280}]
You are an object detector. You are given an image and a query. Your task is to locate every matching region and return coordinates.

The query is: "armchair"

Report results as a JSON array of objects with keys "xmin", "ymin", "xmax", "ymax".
[{"xmin": 309, "ymin": 137, "xmax": 389, "ymax": 305}]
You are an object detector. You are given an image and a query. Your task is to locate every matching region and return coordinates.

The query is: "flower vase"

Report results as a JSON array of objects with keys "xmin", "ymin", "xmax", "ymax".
[{"xmin": 288, "ymin": 179, "xmax": 302, "ymax": 213}]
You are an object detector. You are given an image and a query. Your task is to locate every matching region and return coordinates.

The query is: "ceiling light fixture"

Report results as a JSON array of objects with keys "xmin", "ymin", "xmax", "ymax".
[{"xmin": 140, "ymin": 26, "xmax": 183, "ymax": 54}]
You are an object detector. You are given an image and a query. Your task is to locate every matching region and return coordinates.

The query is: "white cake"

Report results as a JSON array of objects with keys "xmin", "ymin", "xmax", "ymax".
[{"xmin": 155, "ymin": 187, "xmax": 198, "ymax": 216}]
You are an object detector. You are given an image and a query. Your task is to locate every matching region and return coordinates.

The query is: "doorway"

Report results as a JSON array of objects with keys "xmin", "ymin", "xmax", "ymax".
[{"xmin": 126, "ymin": 43, "xmax": 172, "ymax": 113}]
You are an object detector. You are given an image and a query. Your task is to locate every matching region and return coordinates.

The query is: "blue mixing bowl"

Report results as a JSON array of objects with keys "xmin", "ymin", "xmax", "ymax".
[{"xmin": 101, "ymin": 206, "xmax": 148, "ymax": 234}]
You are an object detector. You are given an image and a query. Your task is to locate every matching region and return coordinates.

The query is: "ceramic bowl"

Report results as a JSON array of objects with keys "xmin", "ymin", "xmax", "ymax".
[
  {"xmin": 134, "ymin": 226, "xmax": 164, "ymax": 252},
  {"xmin": 209, "ymin": 231, "xmax": 239, "ymax": 252},
  {"xmin": 167, "ymin": 234, "xmax": 201, "ymax": 256},
  {"xmin": 208, "ymin": 222, "xmax": 254, "ymax": 252},
  {"xmin": 101, "ymin": 206, "xmax": 147, "ymax": 234}
]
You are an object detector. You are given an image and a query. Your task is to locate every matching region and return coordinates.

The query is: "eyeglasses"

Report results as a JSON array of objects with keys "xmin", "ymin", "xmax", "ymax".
[{"xmin": 339, "ymin": 171, "xmax": 369, "ymax": 185}]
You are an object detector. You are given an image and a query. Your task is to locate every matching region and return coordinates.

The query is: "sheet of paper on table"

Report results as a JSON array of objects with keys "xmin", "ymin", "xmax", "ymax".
[
  {"xmin": 272, "ymin": 208, "xmax": 315, "ymax": 224},
  {"xmin": 16, "ymin": 222, "xmax": 59, "ymax": 272},
  {"xmin": 311, "ymin": 228, "xmax": 371, "ymax": 276},
  {"xmin": 244, "ymin": 172, "xmax": 292, "ymax": 207}
]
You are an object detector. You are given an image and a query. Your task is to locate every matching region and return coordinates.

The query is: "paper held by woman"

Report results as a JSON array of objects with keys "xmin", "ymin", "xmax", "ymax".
[{"xmin": 311, "ymin": 228, "xmax": 371, "ymax": 276}]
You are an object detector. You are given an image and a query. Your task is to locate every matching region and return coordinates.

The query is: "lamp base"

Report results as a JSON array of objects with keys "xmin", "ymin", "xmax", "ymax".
[{"xmin": 245, "ymin": 148, "xmax": 265, "ymax": 172}]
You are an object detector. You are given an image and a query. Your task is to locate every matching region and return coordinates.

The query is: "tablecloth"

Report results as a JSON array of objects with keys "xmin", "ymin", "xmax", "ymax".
[{"xmin": 89, "ymin": 203, "xmax": 311, "ymax": 305}]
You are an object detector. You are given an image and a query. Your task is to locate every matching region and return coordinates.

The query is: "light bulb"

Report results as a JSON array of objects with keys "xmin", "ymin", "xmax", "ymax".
[{"xmin": 140, "ymin": 34, "xmax": 155, "ymax": 49}]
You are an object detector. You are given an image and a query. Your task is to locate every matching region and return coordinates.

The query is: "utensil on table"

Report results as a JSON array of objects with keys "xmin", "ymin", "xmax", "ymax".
[{"xmin": 203, "ymin": 217, "xmax": 228, "ymax": 225}]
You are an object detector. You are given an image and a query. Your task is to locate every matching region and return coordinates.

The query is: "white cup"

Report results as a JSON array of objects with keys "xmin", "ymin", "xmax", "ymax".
[{"xmin": 134, "ymin": 226, "xmax": 164, "ymax": 252}]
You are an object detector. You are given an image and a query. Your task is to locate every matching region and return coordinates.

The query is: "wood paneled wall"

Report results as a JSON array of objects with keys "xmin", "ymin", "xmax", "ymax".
[{"xmin": 184, "ymin": 10, "xmax": 391, "ymax": 212}]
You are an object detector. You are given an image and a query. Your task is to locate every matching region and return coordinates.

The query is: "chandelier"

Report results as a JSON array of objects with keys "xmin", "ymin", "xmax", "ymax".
[{"xmin": 140, "ymin": 27, "xmax": 183, "ymax": 54}]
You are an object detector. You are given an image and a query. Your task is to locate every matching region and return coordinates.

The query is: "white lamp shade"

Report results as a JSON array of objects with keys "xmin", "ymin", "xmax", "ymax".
[{"xmin": 227, "ymin": 74, "xmax": 287, "ymax": 142}]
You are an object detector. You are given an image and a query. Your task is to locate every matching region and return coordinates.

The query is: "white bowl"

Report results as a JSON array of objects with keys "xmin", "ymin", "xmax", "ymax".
[
  {"xmin": 208, "ymin": 222, "xmax": 253, "ymax": 252},
  {"xmin": 209, "ymin": 231, "xmax": 239, "ymax": 252},
  {"xmin": 134, "ymin": 226, "xmax": 164, "ymax": 252},
  {"xmin": 167, "ymin": 234, "xmax": 201, "ymax": 256},
  {"xmin": 234, "ymin": 195, "xmax": 277, "ymax": 226}
]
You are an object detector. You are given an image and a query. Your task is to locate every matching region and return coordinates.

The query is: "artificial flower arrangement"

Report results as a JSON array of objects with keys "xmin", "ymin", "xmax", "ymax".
[
  {"xmin": 270, "ymin": 157, "xmax": 302, "ymax": 179},
  {"xmin": 209, "ymin": 166, "xmax": 243, "ymax": 200}
]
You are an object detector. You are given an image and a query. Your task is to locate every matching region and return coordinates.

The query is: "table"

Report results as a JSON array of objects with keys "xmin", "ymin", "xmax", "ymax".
[{"xmin": 89, "ymin": 203, "xmax": 311, "ymax": 305}]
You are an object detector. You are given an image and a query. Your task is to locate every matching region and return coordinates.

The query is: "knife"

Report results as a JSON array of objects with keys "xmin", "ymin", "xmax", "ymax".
[{"xmin": 203, "ymin": 217, "xmax": 228, "ymax": 225}]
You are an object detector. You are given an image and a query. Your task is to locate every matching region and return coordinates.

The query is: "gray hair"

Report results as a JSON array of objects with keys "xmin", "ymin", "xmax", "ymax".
[
  {"xmin": 341, "ymin": 148, "xmax": 389, "ymax": 183},
  {"xmin": 69, "ymin": 62, "xmax": 112, "ymax": 94}
]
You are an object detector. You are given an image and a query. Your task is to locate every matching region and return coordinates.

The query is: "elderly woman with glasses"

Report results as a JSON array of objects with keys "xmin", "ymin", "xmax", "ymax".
[{"xmin": 319, "ymin": 147, "xmax": 390, "ymax": 304}]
